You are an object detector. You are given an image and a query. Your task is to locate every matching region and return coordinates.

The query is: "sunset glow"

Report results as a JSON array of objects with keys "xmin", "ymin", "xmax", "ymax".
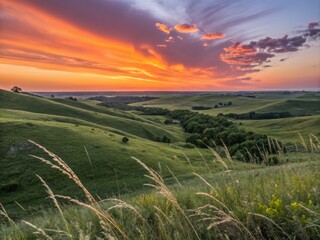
[{"xmin": 0, "ymin": 0, "xmax": 319, "ymax": 91}]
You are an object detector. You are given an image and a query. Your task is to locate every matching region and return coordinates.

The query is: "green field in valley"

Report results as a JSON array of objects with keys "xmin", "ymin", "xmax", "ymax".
[{"xmin": 132, "ymin": 92, "xmax": 320, "ymax": 116}]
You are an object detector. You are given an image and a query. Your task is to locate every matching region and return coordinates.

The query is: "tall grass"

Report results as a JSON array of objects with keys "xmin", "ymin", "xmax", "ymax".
[{"xmin": 0, "ymin": 135, "xmax": 319, "ymax": 239}]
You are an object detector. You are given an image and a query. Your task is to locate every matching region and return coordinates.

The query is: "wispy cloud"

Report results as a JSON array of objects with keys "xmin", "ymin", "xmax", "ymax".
[
  {"xmin": 174, "ymin": 24, "xmax": 198, "ymax": 33},
  {"xmin": 155, "ymin": 23, "xmax": 171, "ymax": 34},
  {"xmin": 201, "ymin": 33, "xmax": 225, "ymax": 40}
]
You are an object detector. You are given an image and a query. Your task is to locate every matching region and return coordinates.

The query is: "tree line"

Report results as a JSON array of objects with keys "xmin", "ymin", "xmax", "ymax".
[
  {"xmin": 220, "ymin": 111, "xmax": 294, "ymax": 120},
  {"xmin": 95, "ymin": 96, "xmax": 285, "ymax": 163}
]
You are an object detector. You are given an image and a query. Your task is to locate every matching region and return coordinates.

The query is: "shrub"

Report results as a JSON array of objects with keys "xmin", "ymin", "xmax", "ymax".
[
  {"xmin": 164, "ymin": 119, "xmax": 173, "ymax": 125},
  {"xmin": 192, "ymin": 106, "xmax": 211, "ymax": 110},
  {"xmin": 267, "ymin": 155, "xmax": 280, "ymax": 165},
  {"xmin": 122, "ymin": 136, "xmax": 129, "ymax": 143},
  {"xmin": 156, "ymin": 135, "xmax": 171, "ymax": 143}
]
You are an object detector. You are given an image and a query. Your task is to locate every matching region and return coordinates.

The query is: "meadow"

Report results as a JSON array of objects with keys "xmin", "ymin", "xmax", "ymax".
[{"xmin": 0, "ymin": 90, "xmax": 319, "ymax": 239}]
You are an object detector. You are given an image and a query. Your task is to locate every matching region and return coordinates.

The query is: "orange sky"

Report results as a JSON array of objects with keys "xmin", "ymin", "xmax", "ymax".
[{"xmin": 0, "ymin": 0, "xmax": 319, "ymax": 91}]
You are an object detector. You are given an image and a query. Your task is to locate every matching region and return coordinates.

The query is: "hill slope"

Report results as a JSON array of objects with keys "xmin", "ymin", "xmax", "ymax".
[
  {"xmin": 0, "ymin": 90, "xmax": 230, "ymax": 218},
  {"xmin": 132, "ymin": 92, "xmax": 320, "ymax": 116},
  {"xmin": 0, "ymin": 90, "xmax": 183, "ymax": 142},
  {"xmin": 238, "ymin": 115, "xmax": 320, "ymax": 142}
]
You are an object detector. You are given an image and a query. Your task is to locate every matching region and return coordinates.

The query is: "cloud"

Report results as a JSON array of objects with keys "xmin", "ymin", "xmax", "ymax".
[
  {"xmin": 239, "ymin": 77, "xmax": 252, "ymax": 81},
  {"xmin": 155, "ymin": 22, "xmax": 171, "ymax": 34},
  {"xmin": 249, "ymin": 35, "xmax": 306, "ymax": 53},
  {"xmin": 294, "ymin": 21, "xmax": 320, "ymax": 40},
  {"xmin": 174, "ymin": 24, "xmax": 198, "ymax": 33},
  {"xmin": 220, "ymin": 22, "xmax": 320, "ymax": 75},
  {"xmin": 165, "ymin": 36, "xmax": 174, "ymax": 42},
  {"xmin": 0, "ymin": 42, "xmax": 126, "ymax": 74},
  {"xmin": 309, "ymin": 22, "xmax": 319, "ymax": 29},
  {"xmin": 220, "ymin": 41, "xmax": 262, "ymax": 66},
  {"xmin": 156, "ymin": 44, "xmax": 167, "ymax": 48},
  {"xmin": 223, "ymin": 76, "xmax": 260, "ymax": 86},
  {"xmin": 201, "ymin": 33, "xmax": 225, "ymax": 40},
  {"xmin": 304, "ymin": 21, "xmax": 320, "ymax": 39}
]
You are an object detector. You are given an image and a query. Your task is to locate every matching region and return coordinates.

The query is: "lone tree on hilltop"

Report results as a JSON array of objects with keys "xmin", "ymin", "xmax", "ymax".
[
  {"xmin": 11, "ymin": 86, "xmax": 22, "ymax": 93},
  {"xmin": 122, "ymin": 136, "xmax": 129, "ymax": 143}
]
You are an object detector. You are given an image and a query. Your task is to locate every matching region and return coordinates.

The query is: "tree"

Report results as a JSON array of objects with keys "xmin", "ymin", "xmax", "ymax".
[
  {"xmin": 65, "ymin": 96, "xmax": 77, "ymax": 101},
  {"xmin": 186, "ymin": 133, "xmax": 201, "ymax": 146},
  {"xmin": 122, "ymin": 136, "xmax": 129, "ymax": 143},
  {"xmin": 51, "ymin": 94, "xmax": 55, "ymax": 98},
  {"xmin": 11, "ymin": 86, "xmax": 22, "ymax": 93},
  {"xmin": 164, "ymin": 119, "xmax": 173, "ymax": 125}
]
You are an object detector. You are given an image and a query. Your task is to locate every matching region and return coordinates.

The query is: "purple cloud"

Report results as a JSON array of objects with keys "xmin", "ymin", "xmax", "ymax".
[{"xmin": 221, "ymin": 22, "xmax": 319, "ymax": 76}]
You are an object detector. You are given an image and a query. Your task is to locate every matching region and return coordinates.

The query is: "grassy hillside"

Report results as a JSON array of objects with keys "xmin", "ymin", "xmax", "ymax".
[
  {"xmin": 257, "ymin": 99, "xmax": 320, "ymax": 115},
  {"xmin": 1, "ymin": 90, "xmax": 252, "ymax": 219},
  {"xmin": 1, "ymin": 147, "xmax": 319, "ymax": 239},
  {"xmin": 132, "ymin": 92, "xmax": 320, "ymax": 116},
  {"xmin": 238, "ymin": 115, "xmax": 320, "ymax": 142},
  {"xmin": 0, "ymin": 90, "xmax": 183, "ymax": 142},
  {"xmin": 0, "ymin": 118, "xmax": 212, "ymax": 217},
  {"xmin": 1, "ymin": 90, "xmax": 320, "ymax": 239}
]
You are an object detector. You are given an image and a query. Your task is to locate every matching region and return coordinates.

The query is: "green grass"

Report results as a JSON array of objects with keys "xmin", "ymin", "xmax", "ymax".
[
  {"xmin": 0, "ymin": 90, "xmax": 183, "ymax": 142},
  {"xmin": 1, "ymin": 90, "xmax": 250, "ymax": 219},
  {"xmin": 0, "ymin": 115, "xmax": 226, "ymax": 218},
  {"xmin": 132, "ymin": 92, "xmax": 320, "ymax": 116},
  {"xmin": 1, "ymin": 90, "xmax": 320, "ymax": 239},
  {"xmin": 1, "ymin": 146, "xmax": 319, "ymax": 239},
  {"xmin": 238, "ymin": 115, "xmax": 320, "ymax": 142},
  {"xmin": 258, "ymin": 99, "xmax": 320, "ymax": 115}
]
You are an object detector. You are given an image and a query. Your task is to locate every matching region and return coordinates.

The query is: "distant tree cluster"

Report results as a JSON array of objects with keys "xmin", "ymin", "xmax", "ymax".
[
  {"xmin": 135, "ymin": 106, "xmax": 170, "ymax": 115},
  {"xmin": 192, "ymin": 102, "xmax": 232, "ymax": 110},
  {"xmin": 216, "ymin": 102, "xmax": 232, "ymax": 108},
  {"xmin": 65, "ymin": 96, "xmax": 77, "ymax": 101},
  {"xmin": 168, "ymin": 109, "xmax": 282, "ymax": 163},
  {"xmin": 221, "ymin": 111, "xmax": 294, "ymax": 120},
  {"xmin": 192, "ymin": 106, "xmax": 211, "ymax": 110},
  {"xmin": 89, "ymin": 96, "xmax": 157, "ymax": 104}
]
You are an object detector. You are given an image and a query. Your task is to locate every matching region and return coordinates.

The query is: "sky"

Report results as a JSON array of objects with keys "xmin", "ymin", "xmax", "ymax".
[{"xmin": 0, "ymin": 0, "xmax": 319, "ymax": 91}]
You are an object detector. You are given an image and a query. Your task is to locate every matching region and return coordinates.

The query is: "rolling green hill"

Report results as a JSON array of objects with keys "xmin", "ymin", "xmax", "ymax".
[
  {"xmin": 1, "ymin": 90, "xmax": 320, "ymax": 239},
  {"xmin": 132, "ymin": 92, "xmax": 320, "ymax": 116},
  {"xmin": 238, "ymin": 115, "xmax": 320, "ymax": 142},
  {"xmin": 0, "ymin": 90, "xmax": 183, "ymax": 142},
  {"xmin": 0, "ymin": 90, "xmax": 234, "ymax": 218},
  {"xmin": 257, "ymin": 99, "xmax": 320, "ymax": 115}
]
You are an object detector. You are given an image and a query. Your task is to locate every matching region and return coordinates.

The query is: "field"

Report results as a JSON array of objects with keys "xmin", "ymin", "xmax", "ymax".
[
  {"xmin": 1, "ymin": 90, "xmax": 320, "ymax": 239},
  {"xmin": 238, "ymin": 115, "xmax": 320, "ymax": 142},
  {"xmin": 131, "ymin": 92, "xmax": 320, "ymax": 116}
]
